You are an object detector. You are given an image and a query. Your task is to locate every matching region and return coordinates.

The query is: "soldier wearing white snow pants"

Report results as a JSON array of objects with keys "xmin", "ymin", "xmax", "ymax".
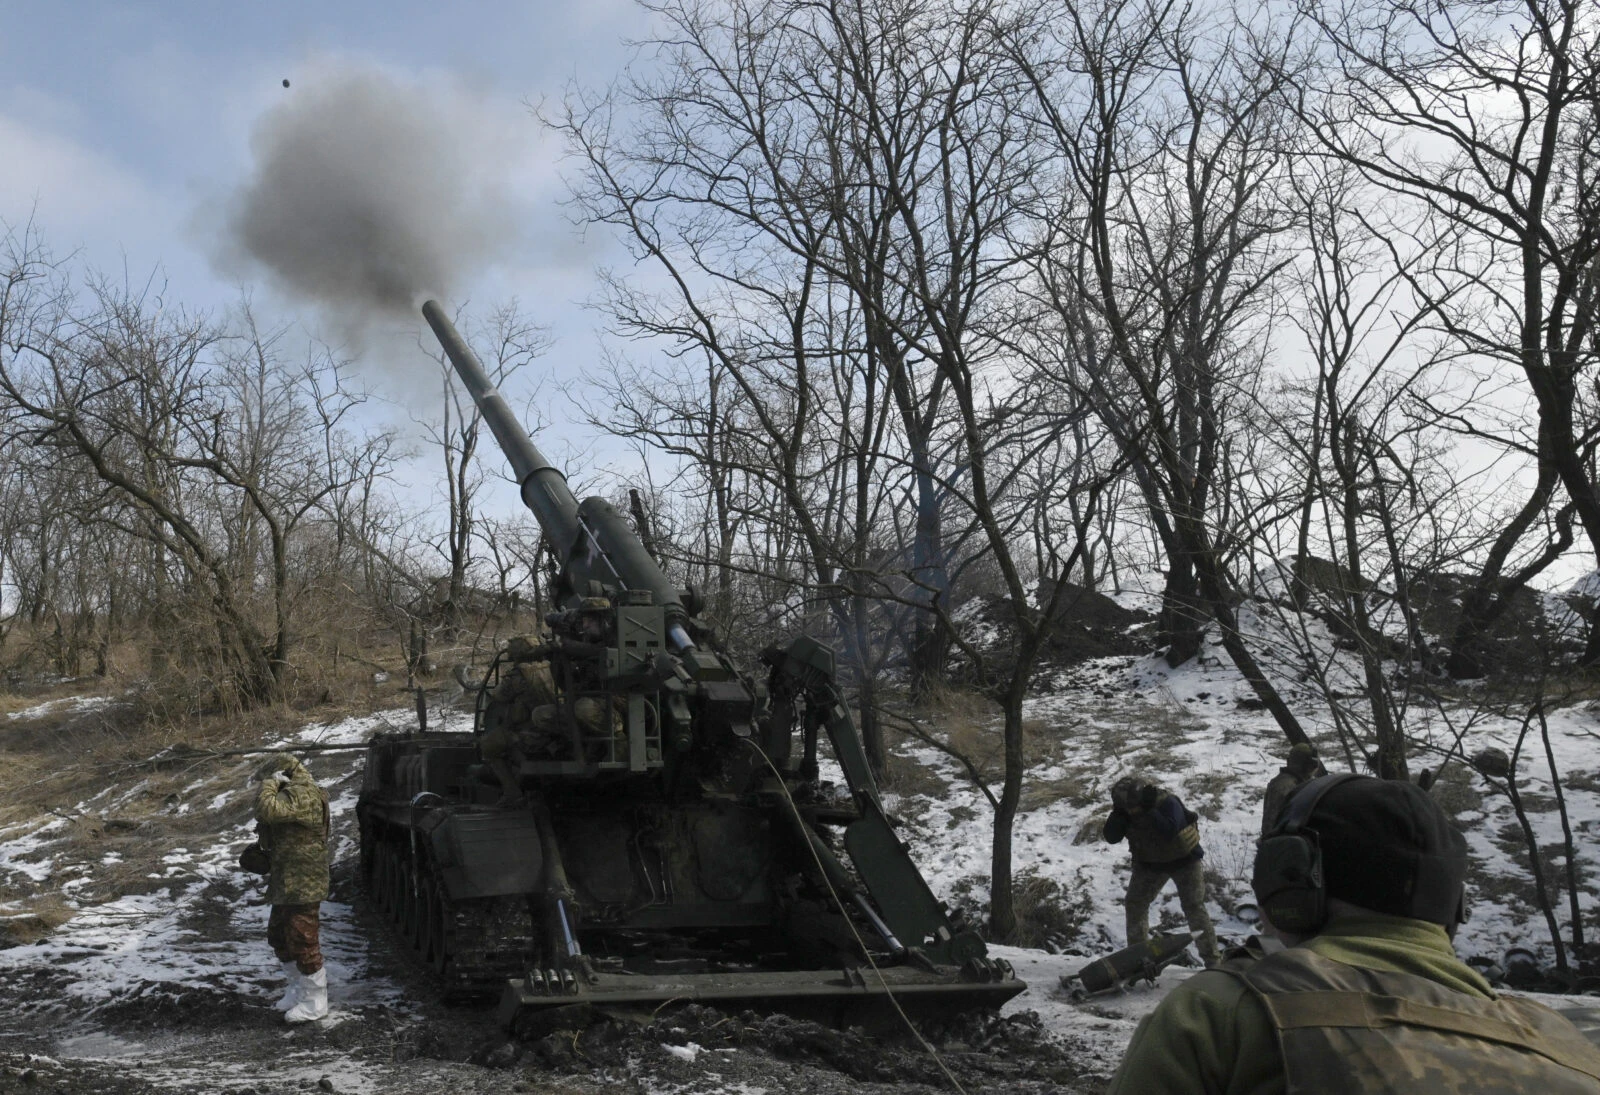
[{"xmin": 252, "ymin": 755, "xmax": 331, "ymax": 1023}]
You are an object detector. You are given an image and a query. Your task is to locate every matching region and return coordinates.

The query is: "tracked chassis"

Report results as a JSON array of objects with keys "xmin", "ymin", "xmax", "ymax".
[{"xmin": 356, "ymin": 302, "xmax": 1023, "ymax": 1028}]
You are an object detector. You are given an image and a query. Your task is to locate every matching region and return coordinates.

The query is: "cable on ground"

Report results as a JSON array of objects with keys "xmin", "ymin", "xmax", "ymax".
[{"xmin": 742, "ymin": 736, "xmax": 970, "ymax": 1095}]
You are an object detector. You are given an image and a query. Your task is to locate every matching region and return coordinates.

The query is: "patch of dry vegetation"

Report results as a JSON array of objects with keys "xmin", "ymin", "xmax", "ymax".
[
  {"xmin": 885, "ymin": 683, "xmax": 1097, "ymax": 794},
  {"xmin": 948, "ymin": 869, "xmax": 1103, "ymax": 953},
  {"xmin": 1019, "ymin": 775, "xmax": 1098, "ymax": 812},
  {"xmin": 0, "ymin": 621, "xmax": 477, "ymax": 940},
  {"xmin": 0, "ymin": 893, "xmax": 74, "ymax": 946}
]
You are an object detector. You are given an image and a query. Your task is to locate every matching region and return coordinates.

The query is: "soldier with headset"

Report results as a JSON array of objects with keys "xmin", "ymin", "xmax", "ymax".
[{"xmin": 1107, "ymin": 773, "xmax": 1600, "ymax": 1093}]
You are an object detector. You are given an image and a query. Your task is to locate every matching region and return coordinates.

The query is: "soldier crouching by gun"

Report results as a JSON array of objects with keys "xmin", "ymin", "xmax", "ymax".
[{"xmin": 251, "ymin": 755, "xmax": 331, "ymax": 1023}]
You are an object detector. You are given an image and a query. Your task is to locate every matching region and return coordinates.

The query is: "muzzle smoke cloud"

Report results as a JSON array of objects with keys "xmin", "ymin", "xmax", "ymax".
[{"xmin": 219, "ymin": 60, "xmax": 524, "ymax": 324}]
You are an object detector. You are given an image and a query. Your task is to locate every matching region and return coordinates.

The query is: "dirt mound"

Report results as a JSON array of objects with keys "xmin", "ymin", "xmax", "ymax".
[
  {"xmin": 1404, "ymin": 571, "xmax": 1576, "ymax": 675},
  {"xmin": 954, "ymin": 582, "xmax": 1152, "ymax": 685}
]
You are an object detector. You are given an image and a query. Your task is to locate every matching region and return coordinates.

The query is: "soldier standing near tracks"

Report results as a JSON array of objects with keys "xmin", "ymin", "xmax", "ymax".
[
  {"xmin": 1108, "ymin": 774, "xmax": 1600, "ymax": 1093},
  {"xmin": 1103, "ymin": 774, "xmax": 1220, "ymax": 968},
  {"xmin": 253, "ymin": 755, "xmax": 331, "ymax": 1023},
  {"xmin": 1260, "ymin": 742, "xmax": 1322, "ymax": 838}
]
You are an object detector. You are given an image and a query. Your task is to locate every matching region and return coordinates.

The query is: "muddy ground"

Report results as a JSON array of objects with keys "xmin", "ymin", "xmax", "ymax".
[
  {"xmin": 0, "ymin": 866, "xmax": 1098, "ymax": 1095},
  {"xmin": 0, "ymin": 693, "xmax": 1108, "ymax": 1095}
]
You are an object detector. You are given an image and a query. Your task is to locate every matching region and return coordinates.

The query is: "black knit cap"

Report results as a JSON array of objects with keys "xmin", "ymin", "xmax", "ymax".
[{"xmin": 1293, "ymin": 775, "xmax": 1469, "ymax": 925}]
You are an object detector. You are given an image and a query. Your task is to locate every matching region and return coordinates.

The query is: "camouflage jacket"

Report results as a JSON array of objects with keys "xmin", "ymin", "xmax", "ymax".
[
  {"xmin": 254, "ymin": 766, "xmax": 330, "ymax": 906},
  {"xmin": 1107, "ymin": 914, "xmax": 1600, "ymax": 1094},
  {"xmin": 1234, "ymin": 945, "xmax": 1600, "ymax": 1093}
]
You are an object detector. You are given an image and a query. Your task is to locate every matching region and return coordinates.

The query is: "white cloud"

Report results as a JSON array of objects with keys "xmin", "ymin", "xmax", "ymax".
[{"xmin": 0, "ymin": 111, "xmax": 157, "ymax": 239}]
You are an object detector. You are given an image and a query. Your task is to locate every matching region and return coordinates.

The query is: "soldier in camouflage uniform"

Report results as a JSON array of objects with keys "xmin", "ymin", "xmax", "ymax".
[
  {"xmin": 480, "ymin": 652, "xmax": 567, "ymax": 804},
  {"xmin": 253, "ymin": 754, "xmax": 331, "ymax": 1023},
  {"xmin": 1103, "ymin": 775, "xmax": 1220, "ymax": 967},
  {"xmin": 1109, "ymin": 775, "xmax": 1600, "ymax": 1093},
  {"xmin": 480, "ymin": 608, "xmax": 624, "ymax": 805},
  {"xmin": 1260, "ymin": 742, "xmax": 1322, "ymax": 838}
]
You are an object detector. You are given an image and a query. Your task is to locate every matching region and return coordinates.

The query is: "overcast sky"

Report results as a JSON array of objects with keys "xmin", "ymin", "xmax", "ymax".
[{"xmin": 0, "ymin": 1, "xmax": 646, "ymax": 404}]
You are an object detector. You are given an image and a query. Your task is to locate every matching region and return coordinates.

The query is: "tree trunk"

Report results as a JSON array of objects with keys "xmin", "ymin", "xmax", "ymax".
[
  {"xmin": 1180, "ymin": 515, "xmax": 1309, "ymax": 745},
  {"xmin": 857, "ymin": 676, "xmax": 887, "ymax": 780},
  {"xmin": 988, "ymin": 695, "xmax": 1027, "ymax": 940},
  {"xmin": 1160, "ymin": 550, "xmax": 1205, "ymax": 667},
  {"xmin": 907, "ymin": 431, "xmax": 951, "ymax": 697},
  {"xmin": 1446, "ymin": 463, "xmax": 1560, "ymax": 678}
]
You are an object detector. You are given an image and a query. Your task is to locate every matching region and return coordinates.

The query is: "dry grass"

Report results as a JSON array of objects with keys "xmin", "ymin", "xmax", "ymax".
[
  {"xmin": 1180, "ymin": 770, "xmax": 1233, "ymax": 820},
  {"xmin": 886, "ymin": 683, "xmax": 1098, "ymax": 791},
  {"xmin": 0, "ymin": 626, "xmax": 435, "ymax": 933},
  {"xmin": 1204, "ymin": 829, "xmax": 1260, "ymax": 892},
  {"xmin": 1430, "ymin": 761, "xmax": 1484, "ymax": 819},
  {"xmin": 881, "ymin": 746, "xmax": 955, "ymax": 799},
  {"xmin": 1019, "ymin": 774, "xmax": 1098, "ymax": 812},
  {"xmin": 948, "ymin": 868, "xmax": 1103, "ymax": 951},
  {"xmin": 1083, "ymin": 699, "xmax": 1204, "ymax": 775},
  {"xmin": 0, "ymin": 893, "xmax": 75, "ymax": 946},
  {"xmin": 878, "ymin": 683, "xmax": 1215, "ymax": 823}
]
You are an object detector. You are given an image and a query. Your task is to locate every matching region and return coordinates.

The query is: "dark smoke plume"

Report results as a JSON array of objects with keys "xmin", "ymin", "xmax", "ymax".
[{"xmin": 219, "ymin": 61, "xmax": 524, "ymax": 323}]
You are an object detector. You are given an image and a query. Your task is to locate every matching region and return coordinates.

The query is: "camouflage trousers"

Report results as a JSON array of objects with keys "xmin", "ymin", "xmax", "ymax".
[
  {"xmin": 267, "ymin": 903, "xmax": 323, "ymax": 974},
  {"xmin": 1125, "ymin": 859, "xmax": 1219, "ymax": 966}
]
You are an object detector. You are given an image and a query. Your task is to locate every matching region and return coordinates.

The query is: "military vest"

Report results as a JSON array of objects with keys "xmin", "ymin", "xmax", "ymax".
[
  {"xmin": 1230, "ymin": 946, "xmax": 1600, "ymax": 1094},
  {"xmin": 1125, "ymin": 793, "xmax": 1201, "ymax": 865}
]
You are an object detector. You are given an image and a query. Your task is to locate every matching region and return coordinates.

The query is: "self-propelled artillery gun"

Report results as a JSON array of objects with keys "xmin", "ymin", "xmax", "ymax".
[{"xmin": 356, "ymin": 300, "xmax": 1023, "ymax": 1028}]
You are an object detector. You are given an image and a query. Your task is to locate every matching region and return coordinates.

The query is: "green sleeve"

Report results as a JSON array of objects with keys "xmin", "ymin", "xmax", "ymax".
[{"xmin": 1105, "ymin": 971, "xmax": 1284, "ymax": 1095}]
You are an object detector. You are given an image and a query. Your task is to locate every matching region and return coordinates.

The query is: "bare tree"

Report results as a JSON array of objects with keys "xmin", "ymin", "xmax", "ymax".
[
  {"xmin": 561, "ymin": 0, "xmax": 1139, "ymax": 936},
  {"xmin": 1011, "ymin": 0, "xmax": 1313, "ymax": 743},
  {"xmin": 0, "ymin": 237, "xmax": 390, "ymax": 706},
  {"xmin": 557, "ymin": 0, "xmax": 1037, "ymax": 771},
  {"xmin": 1297, "ymin": 0, "xmax": 1600, "ymax": 666}
]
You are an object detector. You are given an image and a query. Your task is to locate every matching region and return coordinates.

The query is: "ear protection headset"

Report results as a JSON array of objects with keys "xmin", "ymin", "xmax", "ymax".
[
  {"xmin": 1251, "ymin": 773, "xmax": 1355, "ymax": 934},
  {"xmin": 1252, "ymin": 773, "xmax": 1469, "ymax": 934}
]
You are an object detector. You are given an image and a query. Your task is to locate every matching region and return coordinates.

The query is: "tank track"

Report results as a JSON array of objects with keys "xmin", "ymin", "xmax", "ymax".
[{"xmin": 364, "ymin": 833, "xmax": 541, "ymax": 997}]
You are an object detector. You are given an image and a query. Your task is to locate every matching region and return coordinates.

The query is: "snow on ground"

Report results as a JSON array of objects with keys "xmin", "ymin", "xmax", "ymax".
[
  {"xmin": 991, "ymin": 944, "xmax": 1194, "ymax": 1070},
  {"xmin": 0, "ymin": 791, "xmax": 402, "ymax": 1018},
  {"xmin": 6, "ymin": 695, "xmax": 120, "ymax": 721},
  {"xmin": 891, "ymin": 652, "xmax": 1279, "ymax": 957},
  {"xmin": 0, "ymin": 817, "xmax": 69, "ymax": 882},
  {"xmin": 0, "ymin": 704, "xmax": 485, "ymax": 1023},
  {"xmin": 43, "ymin": 1029, "xmax": 394, "ymax": 1095},
  {"xmin": 3, "ymin": 629, "xmax": 1599, "ymax": 1089},
  {"xmin": 889, "ymin": 641, "xmax": 1600, "ymax": 982},
  {"xmin": 279, "ymin": 706, "xmax": 470, "ymax": 748}
]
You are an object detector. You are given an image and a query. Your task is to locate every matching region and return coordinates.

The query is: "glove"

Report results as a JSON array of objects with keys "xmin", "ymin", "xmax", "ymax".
[
  {"xmin": 1138, "ymin": 785, "xmax": 1159, "ymax": 809},
  {"xmin": 252, "ymin": 755, "xmax": 300, "ymax": 783}
]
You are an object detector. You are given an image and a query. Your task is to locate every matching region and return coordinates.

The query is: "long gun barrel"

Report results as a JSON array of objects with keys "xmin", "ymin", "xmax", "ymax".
[
  {"xmin": 423, "ymin": 299, "xmax": 584, "ymax": 552},
  {"xmin": 421, "ymin": 300, "xmax": 692, "ymax": 645}
]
